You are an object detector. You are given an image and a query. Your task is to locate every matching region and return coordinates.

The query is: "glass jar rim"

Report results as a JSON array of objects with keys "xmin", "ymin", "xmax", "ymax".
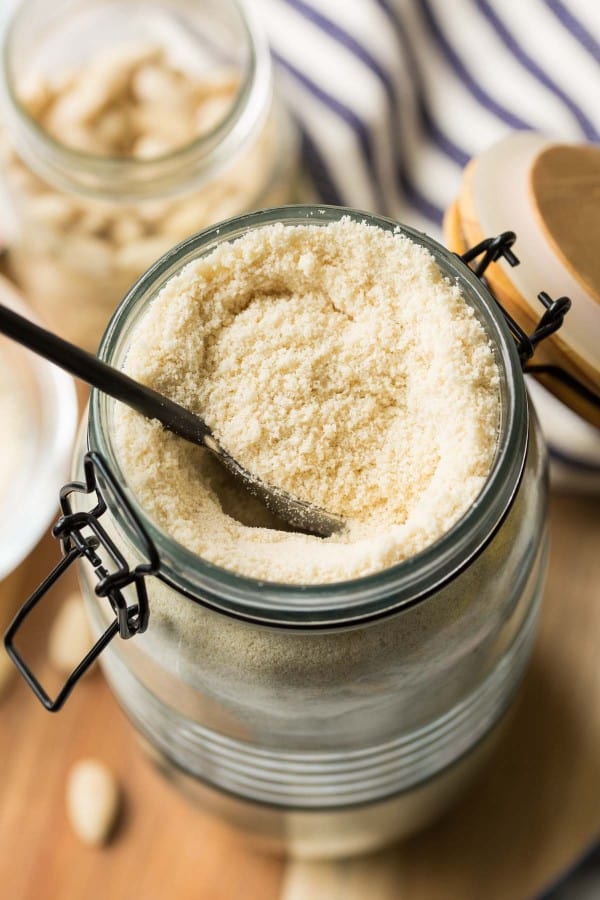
[
  {"xmin": 1, "ymin": 0, "xmax": 272, "ymax": 202},
  {"xmin": 89, "ymin": 205, "xmax": 529, "ymax": 628}
]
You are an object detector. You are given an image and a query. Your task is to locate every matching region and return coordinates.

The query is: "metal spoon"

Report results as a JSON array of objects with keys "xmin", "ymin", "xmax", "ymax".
[{"xmin": 0, "ymin": 304, "xmax": 344, "ymax": 537}]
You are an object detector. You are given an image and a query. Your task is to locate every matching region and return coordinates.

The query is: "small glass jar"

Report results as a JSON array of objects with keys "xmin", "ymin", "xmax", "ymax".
[
  {"xmin": 0, "ymin": 0, "xmax": 298, "ymax": 349},
  {"xmin": 56, "ymin": 207, "xmax": 547, "ymax": 858}
]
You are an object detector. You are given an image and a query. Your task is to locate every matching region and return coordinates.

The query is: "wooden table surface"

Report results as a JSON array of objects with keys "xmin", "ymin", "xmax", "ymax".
[{"xmin": 1, "ymin": 491, "xmax": 599, "ymax": 900}]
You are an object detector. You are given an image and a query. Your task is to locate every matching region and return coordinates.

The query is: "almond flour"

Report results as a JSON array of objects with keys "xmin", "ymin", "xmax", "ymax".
[{"xmin": 115, "ymin": 219, "xmax": 500, "ymax": 585}]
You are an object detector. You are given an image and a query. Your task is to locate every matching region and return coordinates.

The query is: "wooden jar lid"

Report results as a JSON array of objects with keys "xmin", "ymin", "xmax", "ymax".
[
  {"xmin": 445, "ymin": 135, "xmax": 600, "ymax": 428},
  {"xmin": 530, "ymin": 144, "xmax": 600, "ymax": 306}
]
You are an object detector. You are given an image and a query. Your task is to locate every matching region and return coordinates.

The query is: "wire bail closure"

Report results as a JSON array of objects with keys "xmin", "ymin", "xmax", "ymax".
[
  {"xmin": 4, "ymin": 451, "xmax": 159, "ymax": 712},
  {"xmin": 460, "ymin": 231, "xmax": 572, "ymax": 365},
  {"xmin": 460, "ymin": 233, "xmax": 600, "ymax": 412}
]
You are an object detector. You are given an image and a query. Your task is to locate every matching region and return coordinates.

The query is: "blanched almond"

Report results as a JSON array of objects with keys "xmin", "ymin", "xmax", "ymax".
[
  {"xmin": 66, "ymin": 759, "xmax": 120, "ymax": 846},
  {"xmin": 132, "ymin": 134, "xmax": 176, "ymax": 161},
  {"xmin": 131, "ymin": 62, "xmax": 192, "ymax": 109},
  {"xmin": 28, "ymin": 193, "xmax": 79, "ymax": 228},
  {"xmin": 95, "ymin": 107, "xmax": 132, "ymax": 152},
  {"xmin": 19, "ymin": 73, "xmax": 52, "ymax": 118},
  {"xmin": 136, "ymin": 198, "xmax": 173, "ymax": 226},
  {"xmin": 48, "ymin": 123, "xmax": 110, "ymax": 156},
  {"xmin": 91, "ymin": 42, "xmax": 162, "ymax": 87},
  {"xmin": 164, "ymin": 200, "xmax": 210, "ymax": 238},
  {"xmin": 110, "ymin": 213, "xmax": 145, "ymax": 246},
  {"xmin": 78, "ymin": 205, "xmax": 114, "ymax": 237},
  {"xmin": 116, "ymin": 235, "xmax": 174, "ymax": 271},
  {"xmin": 45, "ymin": 78, "xmax": 114, "ymax": 129},
  {"xmin": 133, "ymin": 105, "xmax": 195, "ymax": 147}
]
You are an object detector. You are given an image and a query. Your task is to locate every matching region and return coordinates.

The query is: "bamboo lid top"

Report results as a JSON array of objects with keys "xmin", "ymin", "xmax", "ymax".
[{"xmin": 530, "ymin": 144, "xmax": 600, "ymax": 306}]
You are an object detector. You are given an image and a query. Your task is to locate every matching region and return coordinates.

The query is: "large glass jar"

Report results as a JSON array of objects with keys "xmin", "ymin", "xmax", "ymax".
[
  {"xmin": 0, "ymin": 0, "xmax": 298, "ymax": 349},
  {"xmin": 65, "ymin": 207, "xmax": 548, "ymax": 858}
]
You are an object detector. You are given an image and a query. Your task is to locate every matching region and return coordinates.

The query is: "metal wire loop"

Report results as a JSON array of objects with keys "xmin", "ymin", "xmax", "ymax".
[
  {"xmin": 459, "ymin": 231, "xmax": 519, "ymax": 278},
  {"xmin": 459, "ymin": 233, "xmax": 600, "ymax": 412},
  {"xmin": 459, "ymin": 234, "xmax": 571, "ymax": 364},
  {"xmin": 3, "ymin": 451, "xmax": 160, "ymax": 711}
]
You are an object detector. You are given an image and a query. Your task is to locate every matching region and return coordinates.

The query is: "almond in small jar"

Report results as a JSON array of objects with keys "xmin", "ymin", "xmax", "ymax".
[{"xmin": 1, "ymin": 0, "xmax": 299, "ymax": 349}]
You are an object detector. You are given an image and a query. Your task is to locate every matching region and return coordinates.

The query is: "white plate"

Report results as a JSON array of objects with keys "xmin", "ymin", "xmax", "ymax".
[{"xmin": 0, "ymin": 276, "xmax": 78, "ymax": 581}]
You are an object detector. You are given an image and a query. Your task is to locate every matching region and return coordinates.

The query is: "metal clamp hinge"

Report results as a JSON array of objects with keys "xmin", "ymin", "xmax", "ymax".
[
  {"xmin": 460, "ymin": 232, "xmax": 572, "ymax": 366},
  {"xmin": 460, "ymin": 233, "xmax": 600, "ymax": 412},
  {"xmin": 4, "ymin": 452, "xmax": 160, "ymax": 712}
]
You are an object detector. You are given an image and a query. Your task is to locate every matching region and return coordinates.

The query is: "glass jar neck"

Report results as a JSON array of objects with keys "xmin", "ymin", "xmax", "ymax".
[
  {"xmin": 88, "ymin": 205, "xmax": 530, "ymax": 628},
  {"xmin": 1, "ymin": 0, "xmax": 273, "ymax": 202}
]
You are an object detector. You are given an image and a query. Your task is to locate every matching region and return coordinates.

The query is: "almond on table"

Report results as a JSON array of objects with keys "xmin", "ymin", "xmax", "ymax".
[{"xmin": 66, "ymin": 760, "xmax": 121, "ymax": 847}]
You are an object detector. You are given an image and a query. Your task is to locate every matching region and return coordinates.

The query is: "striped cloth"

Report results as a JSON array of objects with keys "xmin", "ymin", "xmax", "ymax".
[
  {"xmin": 257, "ymin": 0, "xmax": 600, "ymax": 489},
  {"xmin": 258, "ymin": 0, "xmax": 600, "ymax": 239}
]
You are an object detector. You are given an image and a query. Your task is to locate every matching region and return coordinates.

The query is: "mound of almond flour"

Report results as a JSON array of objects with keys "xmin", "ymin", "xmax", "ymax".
[{"xmin": 115, "ymin": 218, "xmax": 500, "ymax": 584}]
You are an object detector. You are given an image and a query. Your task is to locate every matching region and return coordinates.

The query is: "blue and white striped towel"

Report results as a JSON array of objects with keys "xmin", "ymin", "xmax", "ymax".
[
  {"xmin": 256, "ymin": 0, "xmax": 600, "ymax": 487},
  {"xmin": 257, "ymin": 0, "xmax": 600, "ymax": 239}
]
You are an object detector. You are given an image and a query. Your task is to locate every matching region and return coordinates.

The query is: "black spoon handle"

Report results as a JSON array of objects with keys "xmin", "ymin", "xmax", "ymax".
[{"xmin": 0, "ymin": 303, "xmax": 212, "ymax": 445}]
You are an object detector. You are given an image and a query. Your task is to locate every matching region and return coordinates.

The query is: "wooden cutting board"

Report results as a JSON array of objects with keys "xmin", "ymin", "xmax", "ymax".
[{"xmin": 1, "ymin": 492, "xmax": 600, "ymax": 900}]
